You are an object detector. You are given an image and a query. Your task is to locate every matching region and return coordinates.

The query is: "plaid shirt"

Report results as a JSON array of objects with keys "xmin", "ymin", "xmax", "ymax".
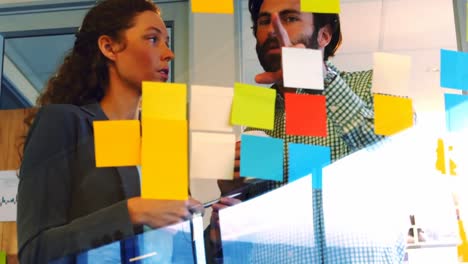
[
  {"xmin": 241, "ymin": 62, "xmax": 406, "ymax": 263},
  {"xmin": 245, "ymin": 62, "xmax": 384, "ymax": 185}
]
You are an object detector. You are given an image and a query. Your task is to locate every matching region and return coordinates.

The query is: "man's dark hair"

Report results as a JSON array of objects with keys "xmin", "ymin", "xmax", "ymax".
[{"xmin": 248, "ymin": 0, "xmax": 342, "ymax": 61}]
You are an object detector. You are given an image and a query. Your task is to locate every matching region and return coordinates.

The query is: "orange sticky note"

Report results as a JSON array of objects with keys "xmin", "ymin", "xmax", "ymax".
[
  {"xmin": 191, "ymin": 0, "xmax": 234, "ymax": 14},
  {"xmin": 301, "ymin": 0, "xmax": 340, "ymax": 14},
  {"xmin": 141, "ymin": 119, "xmax": 188, "ymax": 200},
  {"xmin": 142, "ymin": 82, "xmax": 187, "ymax": 121},
  {"xmin": 285, "ymin": 93, "xmax": 327, "ymax": 137},
  {"xmin": 374, "ymin": 94, "xmax": 413, "ymax": 136},
  {"xmin": 93, "ymin": 120, "xmax": 141, "ymax": 167}
]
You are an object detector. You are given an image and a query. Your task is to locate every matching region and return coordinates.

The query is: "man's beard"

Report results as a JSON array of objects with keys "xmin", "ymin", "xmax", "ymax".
[{"xmin": 256, "ymin": 30, "xmax": 319, "ymax": 72}]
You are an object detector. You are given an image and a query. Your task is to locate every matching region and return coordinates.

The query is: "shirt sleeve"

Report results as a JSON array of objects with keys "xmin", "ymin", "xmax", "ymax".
[{"xmin": 323, "ymin": 74, "xmax": 385, "ymax": 151}]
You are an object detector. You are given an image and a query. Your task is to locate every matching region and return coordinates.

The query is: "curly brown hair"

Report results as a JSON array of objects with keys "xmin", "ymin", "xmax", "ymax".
[
  {"xmin": 37, "ymin": 0, "xmax": 159, "ymax": 107},
  {"xmin": 19, "ymin": 0, "xmax": 160, "ymax": 161}
]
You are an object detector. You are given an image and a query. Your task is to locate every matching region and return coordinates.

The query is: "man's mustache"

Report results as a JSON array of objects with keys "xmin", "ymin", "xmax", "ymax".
[{"xmin": 261, "ymin": 37, "xmax": 281, "ymax": 51}]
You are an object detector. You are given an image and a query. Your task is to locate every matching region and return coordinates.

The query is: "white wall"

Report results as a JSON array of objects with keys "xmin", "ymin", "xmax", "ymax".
[{"xmin": 332, "ymin": 0, "xmax": 458, "ymax": 121}]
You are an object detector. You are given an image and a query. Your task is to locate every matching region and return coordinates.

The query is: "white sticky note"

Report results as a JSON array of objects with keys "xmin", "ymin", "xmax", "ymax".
[
  {"xmin": 189, "ymin": 85, "xmax": 234, "ymax": 132},
  {"xmin": 282, "ymin": 47, "xmax": 323, "ymax": 90},
  {"xmin": 372, "ymin": 52, "xmax": 412, "ymax": 96},
  {"xmin": 190, "ymin": 132, "xmax": 236, "ymax": 180}
]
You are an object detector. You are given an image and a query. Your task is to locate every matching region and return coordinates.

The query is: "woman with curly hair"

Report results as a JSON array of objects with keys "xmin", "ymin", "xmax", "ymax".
[{"xmin": 17, "ymin": 0, "xmax": 201, "ymax": 262}]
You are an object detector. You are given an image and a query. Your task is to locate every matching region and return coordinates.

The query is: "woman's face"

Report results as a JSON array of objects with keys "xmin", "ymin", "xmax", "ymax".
[{"xmin": 112, "ymin": 11, "xmax": 174, "ymax": 91}]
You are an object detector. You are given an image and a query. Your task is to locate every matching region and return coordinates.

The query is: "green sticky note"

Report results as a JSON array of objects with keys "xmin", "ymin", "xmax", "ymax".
[
  {"xmin": 231, "ymin": 83, "xmax": 276, "ymax": 130},
  {"xmin": 0, "ymin": 251, "xmax": 5, "ymax": 264},
  {"xmin": 301, "ymin": 0, "xmax": 340, "ymax": 14}
]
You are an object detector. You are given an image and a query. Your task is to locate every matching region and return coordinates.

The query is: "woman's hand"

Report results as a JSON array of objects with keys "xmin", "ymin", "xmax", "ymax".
[{"xmin": 127, "ymin": 197, "xmax": 203, "ymax": 228}]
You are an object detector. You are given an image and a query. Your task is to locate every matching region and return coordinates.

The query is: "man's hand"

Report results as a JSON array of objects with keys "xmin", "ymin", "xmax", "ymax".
[
  {"xmin": 255, "ymin": 13, "xmax": 305, "ymax": 85},
  {"xmin": 234, "ymin": 141, "xmax": 240, "ymax": 178},
  {"xmin": 209, "ymin": 197, "xmax": 242, "ymax": 244}
]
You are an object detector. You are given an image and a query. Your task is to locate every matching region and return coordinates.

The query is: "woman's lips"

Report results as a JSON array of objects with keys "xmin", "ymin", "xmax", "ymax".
[{"xmin": 158, "ymin": 69, "xmax": 169, "ymax": 81}]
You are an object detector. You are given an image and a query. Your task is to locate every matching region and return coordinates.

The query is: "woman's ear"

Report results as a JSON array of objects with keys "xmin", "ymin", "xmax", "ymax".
[
  {"xmin": 98, "ymin": 35, "xmax": 117, "ymax": 61},
  {"xmin": 317, "ymin": 24, "xmax": 332, "ymax": 49}
]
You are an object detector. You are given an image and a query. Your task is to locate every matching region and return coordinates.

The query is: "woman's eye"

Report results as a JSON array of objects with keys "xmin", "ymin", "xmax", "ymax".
[{"xmin": 148, "ymin": 37, "xmax": 158, "ymax": 44}]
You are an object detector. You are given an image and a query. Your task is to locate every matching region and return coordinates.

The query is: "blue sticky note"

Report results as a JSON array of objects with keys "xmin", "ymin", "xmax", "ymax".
[
  {"xmin": 445, "ymin": 93, "xmax": 468, "ymax": 132},
  {"xmin": 288, "ymin": 143, "xmax": 331, "ymax": 189},
  {"xmin": 240, "ymin": 135, "xmax": 284, "ymax": 181},
  {"xmin": 440, "ymin": 49, "xmax": 468, "ymax": 91}
]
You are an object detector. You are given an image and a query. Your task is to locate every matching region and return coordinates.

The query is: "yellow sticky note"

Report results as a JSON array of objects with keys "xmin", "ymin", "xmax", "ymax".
[
  {"xmin": 301, "ymin": 0, "xmax": 340, "ymax": 14},
  {"xmin": 191, "ymin": 0, "xmax": 234, "ymax": 14},
  {"xmin": 141, "ymin": 119, "xmax": 188, "ymax": 200},
  {"xmin": 93, "ymin": 120, "xmax": 141, "ymax": 167},
  {"xmin": 374, "ymin": 94, "xmax": 413, "ymax": 136},
  {"xmin": 231, "ymin": 83, "xmax": 276, "ymax": 130},
  {"xmin": 142, "ymin": 82, "xmax": 187, "ymax": 121},
  {"xmin": 436, "ymin": 138, "xmax": 446, "ymax": 175}
]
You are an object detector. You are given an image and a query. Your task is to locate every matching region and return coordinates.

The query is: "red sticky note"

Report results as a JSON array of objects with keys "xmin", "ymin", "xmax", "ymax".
[{"xmin": 285, "ymin": 93, "xmax": 327, "ymax": 137}]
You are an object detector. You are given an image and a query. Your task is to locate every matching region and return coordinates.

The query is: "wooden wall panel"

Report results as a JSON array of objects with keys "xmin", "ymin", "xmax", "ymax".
[{"xmin": 0, "ymin": 108, "xmax": 34, "ymax": 264}]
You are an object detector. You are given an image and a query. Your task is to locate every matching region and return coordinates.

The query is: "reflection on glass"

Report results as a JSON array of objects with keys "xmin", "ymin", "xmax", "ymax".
[
  {"xmin": 49, "ymin": 217, "xmax": 201, "ymax": 264},
  {"xmin": 323, "ymin": 127, "xmax": 462, "ymax": 263},
  {"xmin": 1, "ymin": 34, "xmax": 75, "ymax": 109},
  {"xmin": 219, "ymin": 175, "xmax": 320, "ymax": 263}
]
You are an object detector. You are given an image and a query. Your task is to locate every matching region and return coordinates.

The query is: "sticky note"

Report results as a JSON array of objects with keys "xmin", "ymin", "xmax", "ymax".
[
  {"xmin": 285, "ymin": 93, "xmax": 327, "ymax": 137},
  {"xmin": 191, "ymin": 0, "xmax": 234, "ymax": 14},
  {"xmin": 189, "ymin": 85, "xmax": 234, "ymax": 132},
  {"xmin": 282, "ymin": 47, "xmax": 323, "ymax": 90},
  {"xmin": 190, "ymin": 132, "xmax": 236, "ymax": 180},
  {"xmin": 288, "ymin": 143, "xmax": 331, "ymax": 189},
  {"xmin": 142, "ymin": 82, "xmax": 187, "ymax": 121},
  {"xmin": 141, "ymin": 119, "xmax": 188, "ymax": 200},
  {"xmin": 445, "ymin": 93, "xmax": 468, "ymax": 132},
  {"xmin": 372, "ymin": 52, "xmax": 412, "ymax": 97},
  {"xmin": 0, "ymin": 251, "xmax": 5, "ymax": 264},
  {"xmin": 301, "ymin": 0, "xmax": 340, "ymax": 14},
  {"xmin": 440, "ymin": 49, "xmax": 468, "ymax": 91},
  {"xmin": 231, "ymin": 83, "xmax": 276, "ymax": 130},
  {"xmin": 374, "ymin": 94, "xmax": 413, "ymax": 136},
  {"xmin": 93, "ymin": 120, "xmax": 141, "ymax": 167},
  {"xmin": 240, "ymin": 134, "xmax": 284, "ymax": 181},
  {"xmin": 436, "ymin": 138, "xmax": 446, "ymax": 175}
]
